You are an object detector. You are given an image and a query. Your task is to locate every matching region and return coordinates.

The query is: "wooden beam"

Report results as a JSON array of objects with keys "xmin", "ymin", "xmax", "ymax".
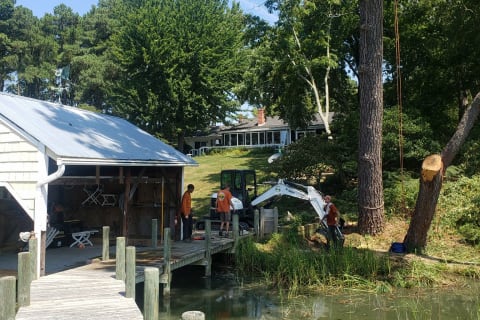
[
  {"xmin": 96, "ymin": 166, "xmax": 100, "ymax": 185},
  {"xmin": 123, "ymin": 168, "xmax": 131, "ymax": 239}
]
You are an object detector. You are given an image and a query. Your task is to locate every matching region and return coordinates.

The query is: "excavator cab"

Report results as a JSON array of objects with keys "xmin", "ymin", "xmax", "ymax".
[
  {"xmin": 220, "ymin": 169, "xmax": 257, "ymax": 209},
  {"xmin": 207, "ymin": 169, "xmax": 258, "ymax": 223}
]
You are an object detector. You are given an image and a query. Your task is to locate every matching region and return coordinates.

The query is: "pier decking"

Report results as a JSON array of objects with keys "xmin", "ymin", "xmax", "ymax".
[
  {"xmin": 13, "ymin": 230, "xmax": 247, "ymax": 319},
  {"xmin": 15, "ymin": 265, "xmax": 143, "ymax": 320},
  {"xmin": 134, "ymin": 234, "xmax": 237, "ymax": 282}
]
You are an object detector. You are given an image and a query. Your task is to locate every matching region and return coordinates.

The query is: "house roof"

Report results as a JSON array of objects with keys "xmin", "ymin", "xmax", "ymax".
[
  {"xmin": 221, "ymin": 113, "xmax": 334, "ymax": 133},
  {"xmin": 0, "ymin": 93, "xmax": 197, "ymax": 167}
]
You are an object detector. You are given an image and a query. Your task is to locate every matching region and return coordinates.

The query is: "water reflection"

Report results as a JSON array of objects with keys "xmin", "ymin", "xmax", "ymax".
[{"xmin": 136, "ymin": 264, "xmax": 480, "ymax": 320}]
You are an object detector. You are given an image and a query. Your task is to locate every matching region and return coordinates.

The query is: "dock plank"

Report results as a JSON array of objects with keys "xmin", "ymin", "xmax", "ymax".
[
  {"xmin": 15, "ymin": 266, "xmax": 143, "ymax": 320},
  {"xmin": 15, "ymin": 232, "xmax": 250, "ymax": 319}
]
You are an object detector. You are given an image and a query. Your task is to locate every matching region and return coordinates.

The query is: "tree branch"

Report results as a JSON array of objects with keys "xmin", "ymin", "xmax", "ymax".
[{"xmin": 441, "ymin": 91, "xmax": 480, "ymax": 168}]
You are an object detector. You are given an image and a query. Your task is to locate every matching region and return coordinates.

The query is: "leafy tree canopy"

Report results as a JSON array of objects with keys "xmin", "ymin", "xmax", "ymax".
[{"xmin": 107, "ymin": 0, "xmax": 249, "ymax": 148}]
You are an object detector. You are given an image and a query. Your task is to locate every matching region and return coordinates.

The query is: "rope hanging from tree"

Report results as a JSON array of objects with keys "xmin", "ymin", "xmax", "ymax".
[{"xmin": 394, "ymin": 0, "xmax": 406, "ymax": 214}]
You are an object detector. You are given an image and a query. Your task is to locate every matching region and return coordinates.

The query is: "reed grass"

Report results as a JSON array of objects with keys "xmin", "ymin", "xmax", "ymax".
[{"xmin": 235, "ymin": 228, "xmax": 393, "ymax": 295}]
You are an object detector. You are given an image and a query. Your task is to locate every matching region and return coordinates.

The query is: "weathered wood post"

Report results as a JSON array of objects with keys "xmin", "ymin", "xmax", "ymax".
[
  {"xmin": 273, "ymin": 207, "xmax": 279, "ymax": 233},
  {"xmin": 125, "ymin": 246, "xmax": 136, "ymax": 299},
  {"xmin": 0, "ymin": 276, "xmax": 16, "ymax": 320},
  {"xmin": 102, "ymin": 226, "xmax": 110, "ymax": 261},
  {"xmin": 162, "ymin": 227, "xmax": 171, "ymax": 296},
  {"xmin": 204, "ymin": 219, "xmax": 212, "ymax": 276},
  {"xmin": 260, "ymin": 207, "xmax": 266, "ymax": 239},
  {"xmin": 40, "ymin": 230, "xmax": 46, "ymax": 276},
  {"xmin": 254, "ymin": 209, "xmax": 260, "ymax": 241},
  {"xmin": 152, "ymin": 219, "xmax": 158, "ymax": 248},
  {"xmin": 17, "ymin": 252, "xmax": 31, "ymax": 307},
  {"xmin": 144, "ymin": 267, "xmax": 159, "ymax": 320},
  {"xmin": 116, "ymin": 237, "xmax": 126, "ymax": 281},
  {"xmin": 28, "ymin": 236, "xmax": 38, "ymax": 280},
  {"xmin": 231, "ymin": 214, "xmax": 239, "ymax": 253}
]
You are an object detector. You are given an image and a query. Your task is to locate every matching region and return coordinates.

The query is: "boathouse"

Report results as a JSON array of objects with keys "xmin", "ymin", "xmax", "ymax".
[{"xmin": 0, "ymin": 92, "xmax": 196, "ymax": 275}]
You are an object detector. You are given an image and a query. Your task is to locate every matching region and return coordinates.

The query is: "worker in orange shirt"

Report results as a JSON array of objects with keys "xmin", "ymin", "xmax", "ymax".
[
  {"xmin": 216, "ymin": 184, "xmax": 233, "ymax": 237},
  {"xmin": 180, "ymin": 184, "xmax": 195, "ymax": 242}
]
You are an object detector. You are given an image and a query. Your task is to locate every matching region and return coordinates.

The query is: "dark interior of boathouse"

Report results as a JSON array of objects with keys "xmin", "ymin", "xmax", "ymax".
[{"xmin": 0, "ymin": 161, "xmax": 184, "ymax": 251}]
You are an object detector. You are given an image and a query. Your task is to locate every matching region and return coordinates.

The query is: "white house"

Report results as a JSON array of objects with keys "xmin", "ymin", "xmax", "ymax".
[{"xmin": 185, "ymin": 108, "xmax": 334, "ymax": 155}]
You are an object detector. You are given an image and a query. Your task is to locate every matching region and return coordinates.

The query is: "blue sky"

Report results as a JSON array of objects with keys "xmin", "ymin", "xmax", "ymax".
[{"xmin": 15, "ymin": 0, "xmax": 277, "ymax": 24}]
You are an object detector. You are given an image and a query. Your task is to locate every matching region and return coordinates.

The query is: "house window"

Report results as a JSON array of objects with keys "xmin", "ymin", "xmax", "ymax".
[
  {"xmin": 252, "ymin": 132, "xmax": 258, "ymax": 145},
  {"xmin": 224, "ymin": 134, "xmax": 230, "ymax": 146},
  {"xmin": 259, "ymin": 132, "xmax": 265, "ymax": 144},
  {"xmin": 266, "ymin": 131, "xmax": 273, "ymax": 144},
  {"xmin": 238, "ymin": 133, "xmax": 244, "ymax": 145},
  {"xmin": 231, "ymin": 134, "xmax": 238, "ymax": 146},
  {"xmin": 246, "ymin": 133, "xmax": 251, "ymax": 145},
  {"xmin": 273, "ymin": 131, "xmax": 281, "ymax": 144},
  {"xmin": 194, "ymin": 141, "xmax": 207, "ymax": 149}
]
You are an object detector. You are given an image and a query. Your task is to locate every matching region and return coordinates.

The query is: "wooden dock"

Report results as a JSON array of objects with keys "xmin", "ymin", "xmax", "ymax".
[
  {"xmin": 15, "ymin": 265, "xmax": 143, "ymax": 320},
  {"xmin": 14, "ymin": 228, "xmax": 249, "ymax": 319},
  {"xmin": 134, "ymin": 232, "xmax": 239, "ymax": 282},
  {"xmin": 11, "ymin": 214, "xmax": 258, "ymax": 319}
]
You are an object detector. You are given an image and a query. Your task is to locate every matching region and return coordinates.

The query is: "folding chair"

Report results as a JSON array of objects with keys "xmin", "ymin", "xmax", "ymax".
[{"xmin": 82, "ymin": 185, "xmax": 102, "ymax": 205}]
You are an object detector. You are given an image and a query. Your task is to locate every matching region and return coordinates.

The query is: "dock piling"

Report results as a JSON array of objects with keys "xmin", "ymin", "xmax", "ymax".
[
  {"xmin": 205, "ymin": 219, "xmax": 212, "ymax": 276},
  {"xmin": 126, "ymin": 246, "xmax": 136, "ymax": 298},
  {"xmin": 28, "ymin": 237, "xmax": 38, "ymax": 280},
  {"xmin": 152, "ymin": 219, "xmax": 158, "ymax": 248},
  {"xmin": 116, "ymin": 237, "xmax": 125, "ymax": 281},
  {"xmin": 102, "ymin": 226, "xmax": 110, "ymax": 261},
  {"xmin": 144, "ymin": 267, "xmax": 159, "ymax": 320},
  {"xmin": 163, "ymin": 227, "xmax": 171, "ymax": 296},
  {"xmin": 17, "ymin": 252, "xmax": 31, "ymax": 307},
  {"xmin": 0, "ymin": 276, "xmax": 16, "ymax": 320}
]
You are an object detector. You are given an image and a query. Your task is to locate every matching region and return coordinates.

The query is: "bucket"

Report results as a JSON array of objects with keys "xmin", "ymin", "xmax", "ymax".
[{"xmin": 390, "ymin": 242, "xmax": 406, "ymax": 253}]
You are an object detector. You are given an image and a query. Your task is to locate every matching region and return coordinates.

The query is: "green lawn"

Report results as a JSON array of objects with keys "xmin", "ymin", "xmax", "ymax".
[
  {"xmin": 184, "ymin": 148, "xmax": 277, "ymax": 215},
  {"xmin": 184, "ymin": 147, "xmax": 320, "ymax": 224}
]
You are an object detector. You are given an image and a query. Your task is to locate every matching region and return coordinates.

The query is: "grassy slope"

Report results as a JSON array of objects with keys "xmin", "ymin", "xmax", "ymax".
[{"xmin": 184, "ymin": 148, "xmax": 276, "ymax": 215}]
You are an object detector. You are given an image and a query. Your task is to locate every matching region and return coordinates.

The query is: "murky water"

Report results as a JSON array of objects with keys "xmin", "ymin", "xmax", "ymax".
[{"xmin": 136, "ymin": 263, "xmax": 480, "ymax": 320}]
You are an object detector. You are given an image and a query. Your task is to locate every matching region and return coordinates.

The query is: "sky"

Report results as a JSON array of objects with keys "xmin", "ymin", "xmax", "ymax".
[{"xmin": 15, "ymin": 0, "xmax": 278, "ymax": 24}]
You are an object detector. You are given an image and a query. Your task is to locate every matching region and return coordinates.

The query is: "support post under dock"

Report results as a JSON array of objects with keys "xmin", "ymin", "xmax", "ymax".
[
  {"xmin": 205, "ymin": 219, "xmax": 212, "ymax": 276},
  {"xmin": 162, "ymin": 228, "xmax": 172, "ymax": 296}
]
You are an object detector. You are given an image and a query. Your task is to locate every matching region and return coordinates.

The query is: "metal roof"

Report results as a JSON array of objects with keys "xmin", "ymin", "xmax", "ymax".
[{"xmin": 0, "ymin": 93, "xmax": 197, "ymax": 167}]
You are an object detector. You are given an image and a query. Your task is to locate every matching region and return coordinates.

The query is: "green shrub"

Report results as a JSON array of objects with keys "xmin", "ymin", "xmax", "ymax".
[
  {"xmin": 438, "ymin": 175, "xmax": 480, "ymax": 244},
  {"xmin": 383, "ymin": 170, "xmax": 419, "ymax": 216}
]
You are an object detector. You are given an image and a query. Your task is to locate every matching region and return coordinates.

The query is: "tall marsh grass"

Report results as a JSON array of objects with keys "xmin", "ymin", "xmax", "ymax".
[{"xmin": 235, "ymin": 229, "xmax": 392, "ymax": 296}]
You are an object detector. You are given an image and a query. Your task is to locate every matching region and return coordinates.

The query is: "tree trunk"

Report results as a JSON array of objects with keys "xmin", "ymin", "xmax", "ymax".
[
  {"xmin": 177, "ymin": 131, "xmax": 185, "ymax": 153},
  {"xmin": 403, "ymin": 155, "xmax": 443, "ymax": 253},
  {"xmin": 357, "ymin": 0, "xmax": 385, "ymax": 235},
  {"xmin": 404, "ymin": 92, "xmax": 480, "ymax": 252}
]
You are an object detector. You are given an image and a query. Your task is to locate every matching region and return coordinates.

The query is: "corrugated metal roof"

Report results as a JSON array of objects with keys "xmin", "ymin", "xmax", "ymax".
[{"xmin": 0, "ymin": 93, "xmax": 197, "ymax": 166}]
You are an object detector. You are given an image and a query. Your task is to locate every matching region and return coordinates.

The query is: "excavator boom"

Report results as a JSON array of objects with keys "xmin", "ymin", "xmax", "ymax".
[
  {"xmin": 251, "ymin": 179, "xmax": 344, "ymax": 246},
  {"xmin": 251, "ymin": 179, "xmax": 328, "ymax": 221}
]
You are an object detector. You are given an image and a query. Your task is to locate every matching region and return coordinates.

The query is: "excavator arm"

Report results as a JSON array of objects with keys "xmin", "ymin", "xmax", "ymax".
[
  {"xmin": 251, "ymin": 179, "xmax": 328, "ymax": 221},
  {"xmin": 251, "ymin": 179, "xmax": 344, "ymax": 246}
]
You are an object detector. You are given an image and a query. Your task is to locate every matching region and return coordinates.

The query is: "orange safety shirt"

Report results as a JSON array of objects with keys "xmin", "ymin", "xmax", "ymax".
[
  {"xmin": 216, "ymin": 189, "xmax": 232, "ymax": 213},
  {"xmin": 180, "ymin": 190, "xmax": 192, "ymax": 217}
]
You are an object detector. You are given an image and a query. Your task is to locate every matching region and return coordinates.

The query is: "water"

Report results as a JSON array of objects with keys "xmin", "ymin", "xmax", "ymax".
[{"xmin": 136, "ymin": 264, "xmax": 480, "ymax": 320}]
